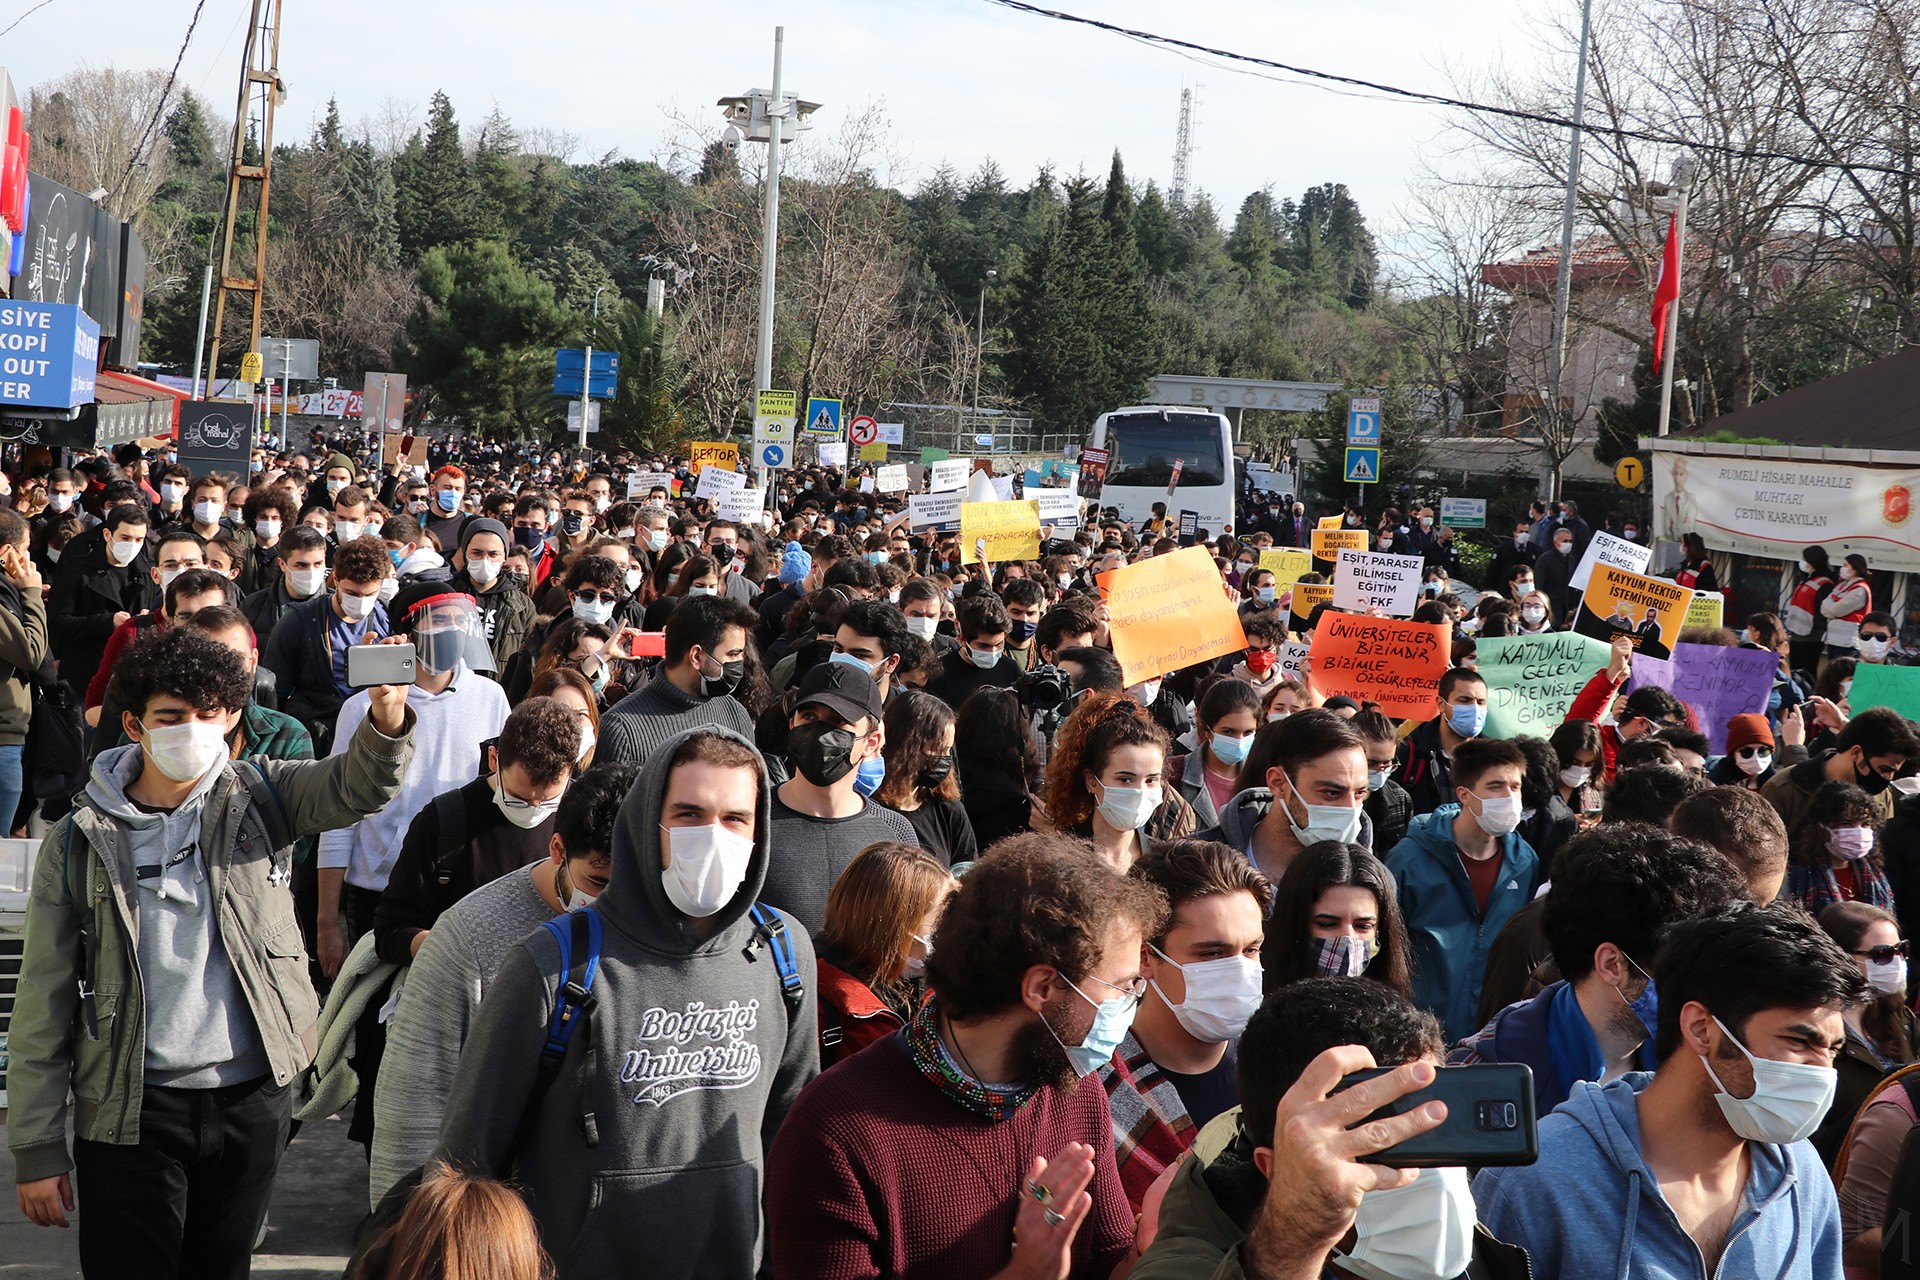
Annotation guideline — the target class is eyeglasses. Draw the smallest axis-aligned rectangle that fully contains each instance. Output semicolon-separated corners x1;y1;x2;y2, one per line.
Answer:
498;780;569;811
1082;971;1149;1009
1862;633;1894;644
1855;941;1911;963
1736;745;1772;759
573;592;620;606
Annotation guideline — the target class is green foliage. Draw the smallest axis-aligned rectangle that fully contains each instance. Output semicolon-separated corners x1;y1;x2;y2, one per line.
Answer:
589;301;687;454
401;240;578;437
1289;384;1438;513
394;91;476;259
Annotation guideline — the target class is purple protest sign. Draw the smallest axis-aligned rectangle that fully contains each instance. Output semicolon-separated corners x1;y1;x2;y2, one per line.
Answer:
1627;643;1780;754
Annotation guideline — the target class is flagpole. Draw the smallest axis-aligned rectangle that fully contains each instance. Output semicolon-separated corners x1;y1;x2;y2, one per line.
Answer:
1655;167;1692;437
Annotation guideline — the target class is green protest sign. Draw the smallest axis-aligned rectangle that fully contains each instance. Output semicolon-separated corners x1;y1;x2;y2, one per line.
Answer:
1848;663;1920;721
1477;631;1614;739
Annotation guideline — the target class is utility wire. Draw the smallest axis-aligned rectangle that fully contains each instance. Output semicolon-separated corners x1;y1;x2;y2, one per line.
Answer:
980;0;1916;181
111;0;209;203
0;0;57;40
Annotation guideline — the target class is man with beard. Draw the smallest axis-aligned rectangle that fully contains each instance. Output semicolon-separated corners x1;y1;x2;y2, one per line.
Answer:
767;833;1166;1279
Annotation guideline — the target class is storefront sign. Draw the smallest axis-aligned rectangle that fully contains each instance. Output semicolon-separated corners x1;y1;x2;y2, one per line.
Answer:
0;299;98;409
1652;451;1920;574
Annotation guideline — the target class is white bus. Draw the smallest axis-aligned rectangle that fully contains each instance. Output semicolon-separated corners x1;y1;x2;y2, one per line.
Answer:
1087;406;1237;537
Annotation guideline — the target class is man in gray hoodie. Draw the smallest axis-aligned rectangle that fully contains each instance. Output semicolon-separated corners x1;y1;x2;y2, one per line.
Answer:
435;724;819;1278
1193;709;1375;891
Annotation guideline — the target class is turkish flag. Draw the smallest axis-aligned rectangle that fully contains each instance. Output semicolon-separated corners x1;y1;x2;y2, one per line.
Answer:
1650;213;1680;365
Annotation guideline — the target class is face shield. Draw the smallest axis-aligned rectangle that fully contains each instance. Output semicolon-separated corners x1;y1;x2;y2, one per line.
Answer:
404;595;497;674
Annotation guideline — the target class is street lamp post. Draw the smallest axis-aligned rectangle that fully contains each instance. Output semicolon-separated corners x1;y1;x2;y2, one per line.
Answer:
718;33;821;397
973;268;997;425
579;284;607;456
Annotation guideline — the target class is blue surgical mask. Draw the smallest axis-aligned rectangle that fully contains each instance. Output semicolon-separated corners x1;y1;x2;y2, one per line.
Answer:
436;489;460;513
1257;587;1277;605
388;548;407;568
1046;976;1138;1077
853;755;888;798
828;650;879;678
1447;702;1487;738
1210;732;1253;766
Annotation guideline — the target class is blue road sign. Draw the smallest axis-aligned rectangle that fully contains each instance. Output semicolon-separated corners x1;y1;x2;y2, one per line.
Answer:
1346;400;1381;445
1345;447;1381;484
759;443;786;469
804;397;843;437
553;348;620;399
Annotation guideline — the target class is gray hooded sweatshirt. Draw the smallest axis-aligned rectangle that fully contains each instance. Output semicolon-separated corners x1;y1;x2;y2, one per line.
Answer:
435;724;819;1279
1193;785;1377;893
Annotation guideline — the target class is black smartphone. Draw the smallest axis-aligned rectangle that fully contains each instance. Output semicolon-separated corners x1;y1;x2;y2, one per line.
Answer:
1337;1063;1537;1168
345;642;417;689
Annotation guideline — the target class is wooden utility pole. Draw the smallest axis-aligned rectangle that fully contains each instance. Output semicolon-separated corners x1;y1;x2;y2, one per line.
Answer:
205;0;284;390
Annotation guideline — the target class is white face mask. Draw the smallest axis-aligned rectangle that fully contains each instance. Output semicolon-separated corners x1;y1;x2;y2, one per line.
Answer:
1366;769;1388;794
254;520;281;541
966;643;1002;670
1332;1166;1477;1280
140;718;231;782
1148;943;1262;1043
904;614;940;641
1521;605;1546;623
193;500;223;526
1130;680;1161;706
158;566;188;592
573;596;617;626
494;775;563;829
1858;637;1893;660
287;566;326;598
1096;782;1162;831
160;482;186;503
338;589;379;621
1736;750;1773;777
107;539;141;567
594;496;610;514
47;492;75;512
660;822;756;918
625;568;645;594
1700;1015;1837;1144
1869;955;1909;997
1558;765;1591;788
1280;771;1364;846
1469;791;1523;836
378;576;400;604
575;720;597;762
648;529;671;552
336;520;365;542
467;557;503;586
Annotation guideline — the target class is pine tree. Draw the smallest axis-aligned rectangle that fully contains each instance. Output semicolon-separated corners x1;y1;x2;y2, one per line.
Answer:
315;97;344;153
394;91;476;259
1132;181;1174;277
470;108;525;241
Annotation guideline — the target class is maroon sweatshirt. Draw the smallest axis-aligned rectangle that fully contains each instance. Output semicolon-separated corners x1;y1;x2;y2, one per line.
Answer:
767;1035;1133;1279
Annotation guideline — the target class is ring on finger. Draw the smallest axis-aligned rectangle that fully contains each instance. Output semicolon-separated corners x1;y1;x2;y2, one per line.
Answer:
1042;1207;1066;1227
1027;1179;1051;1204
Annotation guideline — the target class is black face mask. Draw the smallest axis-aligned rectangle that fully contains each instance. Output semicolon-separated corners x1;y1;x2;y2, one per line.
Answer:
513;526;546;550
561;510;587;536
1858;762;1892;796
917;754;954;790
698;653;746;698
789;720;857;787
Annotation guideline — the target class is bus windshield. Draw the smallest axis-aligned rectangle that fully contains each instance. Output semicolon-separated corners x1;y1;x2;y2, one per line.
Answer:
1102;413;1227;488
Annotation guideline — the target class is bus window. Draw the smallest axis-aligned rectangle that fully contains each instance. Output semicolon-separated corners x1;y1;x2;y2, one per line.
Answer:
1103;413;1228;487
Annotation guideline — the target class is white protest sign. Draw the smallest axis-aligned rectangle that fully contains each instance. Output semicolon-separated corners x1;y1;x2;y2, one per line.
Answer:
991;475;1015;501
876;464;910;492
908;492;963;531
1571;530;1653;592
1036;490;1082;530
819;442;849;467
628;470;675;499
695;466;747;498
1278;640;1312;682
928;459;970;492
717;488;766;522
1332;549;1427;617
859;476;876;494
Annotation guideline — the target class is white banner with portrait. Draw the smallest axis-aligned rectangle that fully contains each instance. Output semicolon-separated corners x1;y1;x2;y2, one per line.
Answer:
1651;451;1920;574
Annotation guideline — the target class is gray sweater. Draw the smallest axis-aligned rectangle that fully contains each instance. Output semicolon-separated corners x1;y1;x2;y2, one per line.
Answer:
371;863;554;1205
596;671;757;767
758;790;919;936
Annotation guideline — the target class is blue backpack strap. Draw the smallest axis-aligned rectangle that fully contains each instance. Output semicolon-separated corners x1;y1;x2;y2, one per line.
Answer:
533;909;602;1148
749;902;804;1011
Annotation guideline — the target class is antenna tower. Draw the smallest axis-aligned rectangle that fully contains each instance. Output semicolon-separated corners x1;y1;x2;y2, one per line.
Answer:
206;0;285;388
1171;85;1195;207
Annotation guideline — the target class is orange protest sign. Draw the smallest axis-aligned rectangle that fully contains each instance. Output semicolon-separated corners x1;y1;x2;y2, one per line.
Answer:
1311;528;1369;564
1098;546;1248;685
1318;515;1345;530
1306;614;1452;720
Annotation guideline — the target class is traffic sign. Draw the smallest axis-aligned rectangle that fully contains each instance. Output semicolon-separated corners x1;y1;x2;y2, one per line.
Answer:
239;351;264;384
1345;447;1380;484
566;401;601;434
753;389;797;468
758;443;787;469
1615;456;1646;489
849;415;879;446
1346;396;1382;445
804;397;843;437
553;348;620;399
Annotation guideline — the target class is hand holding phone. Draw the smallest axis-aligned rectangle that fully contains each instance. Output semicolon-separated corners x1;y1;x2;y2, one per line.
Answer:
347;640;417;690
1337;1063;1537;1167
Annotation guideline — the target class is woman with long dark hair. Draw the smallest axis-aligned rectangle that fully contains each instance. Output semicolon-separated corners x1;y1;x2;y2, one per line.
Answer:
1260;840;1413;998
642;552;721;630
1786;781;1895;917
874;691;978;867
953;687;1039;853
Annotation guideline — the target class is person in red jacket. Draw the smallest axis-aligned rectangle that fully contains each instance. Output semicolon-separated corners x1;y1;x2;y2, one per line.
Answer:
1563;635;1693;783
814;841;956;1068
767;832;1166;1280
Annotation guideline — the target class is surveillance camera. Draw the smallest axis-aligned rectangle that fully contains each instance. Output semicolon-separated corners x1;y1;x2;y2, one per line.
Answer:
721;125;743;150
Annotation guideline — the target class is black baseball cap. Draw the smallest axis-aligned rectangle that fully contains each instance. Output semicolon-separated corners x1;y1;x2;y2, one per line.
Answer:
793;660;885;727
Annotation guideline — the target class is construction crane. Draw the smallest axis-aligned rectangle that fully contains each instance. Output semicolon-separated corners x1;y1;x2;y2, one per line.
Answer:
203;0;284;393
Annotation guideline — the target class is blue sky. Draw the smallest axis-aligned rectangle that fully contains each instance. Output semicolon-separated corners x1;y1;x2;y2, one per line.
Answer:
4;0;1554;246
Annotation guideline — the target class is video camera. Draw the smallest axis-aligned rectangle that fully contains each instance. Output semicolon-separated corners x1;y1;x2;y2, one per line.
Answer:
1015;663;1073;713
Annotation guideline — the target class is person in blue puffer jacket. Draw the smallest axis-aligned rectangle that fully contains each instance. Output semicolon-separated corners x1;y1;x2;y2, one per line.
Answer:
1384;737;1540;1043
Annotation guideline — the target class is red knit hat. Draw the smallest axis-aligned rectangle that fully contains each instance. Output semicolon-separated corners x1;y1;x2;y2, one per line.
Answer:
1724;713;1774;755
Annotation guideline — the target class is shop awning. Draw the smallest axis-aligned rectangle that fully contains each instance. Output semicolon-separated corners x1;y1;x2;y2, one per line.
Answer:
89;370;188;446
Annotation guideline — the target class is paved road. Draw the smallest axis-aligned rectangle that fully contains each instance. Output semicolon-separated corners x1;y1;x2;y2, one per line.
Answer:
0;1110;368;1279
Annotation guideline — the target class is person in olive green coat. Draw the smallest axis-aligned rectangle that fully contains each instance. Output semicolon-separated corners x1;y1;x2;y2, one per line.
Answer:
8;626;415;1278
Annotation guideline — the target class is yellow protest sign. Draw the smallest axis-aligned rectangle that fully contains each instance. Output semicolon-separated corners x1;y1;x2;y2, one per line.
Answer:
1259;549;1313;592
1290;582;1334;631
859;442;890;462
1318;515;1345;530
690;441;738;475
1684;591;1725;630
960;500;1041;565
1098;546;1249;685
1311;528;1370;564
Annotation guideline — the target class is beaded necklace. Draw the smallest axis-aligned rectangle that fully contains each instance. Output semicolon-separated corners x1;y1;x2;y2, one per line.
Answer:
904;1001;1038;1122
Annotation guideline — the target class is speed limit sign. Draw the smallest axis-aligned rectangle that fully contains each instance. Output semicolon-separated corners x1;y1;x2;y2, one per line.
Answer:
849;415;879;446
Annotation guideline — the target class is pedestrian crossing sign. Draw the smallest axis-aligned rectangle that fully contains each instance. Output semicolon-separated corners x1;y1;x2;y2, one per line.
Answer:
1345;447;1380;484
804;397;843;437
